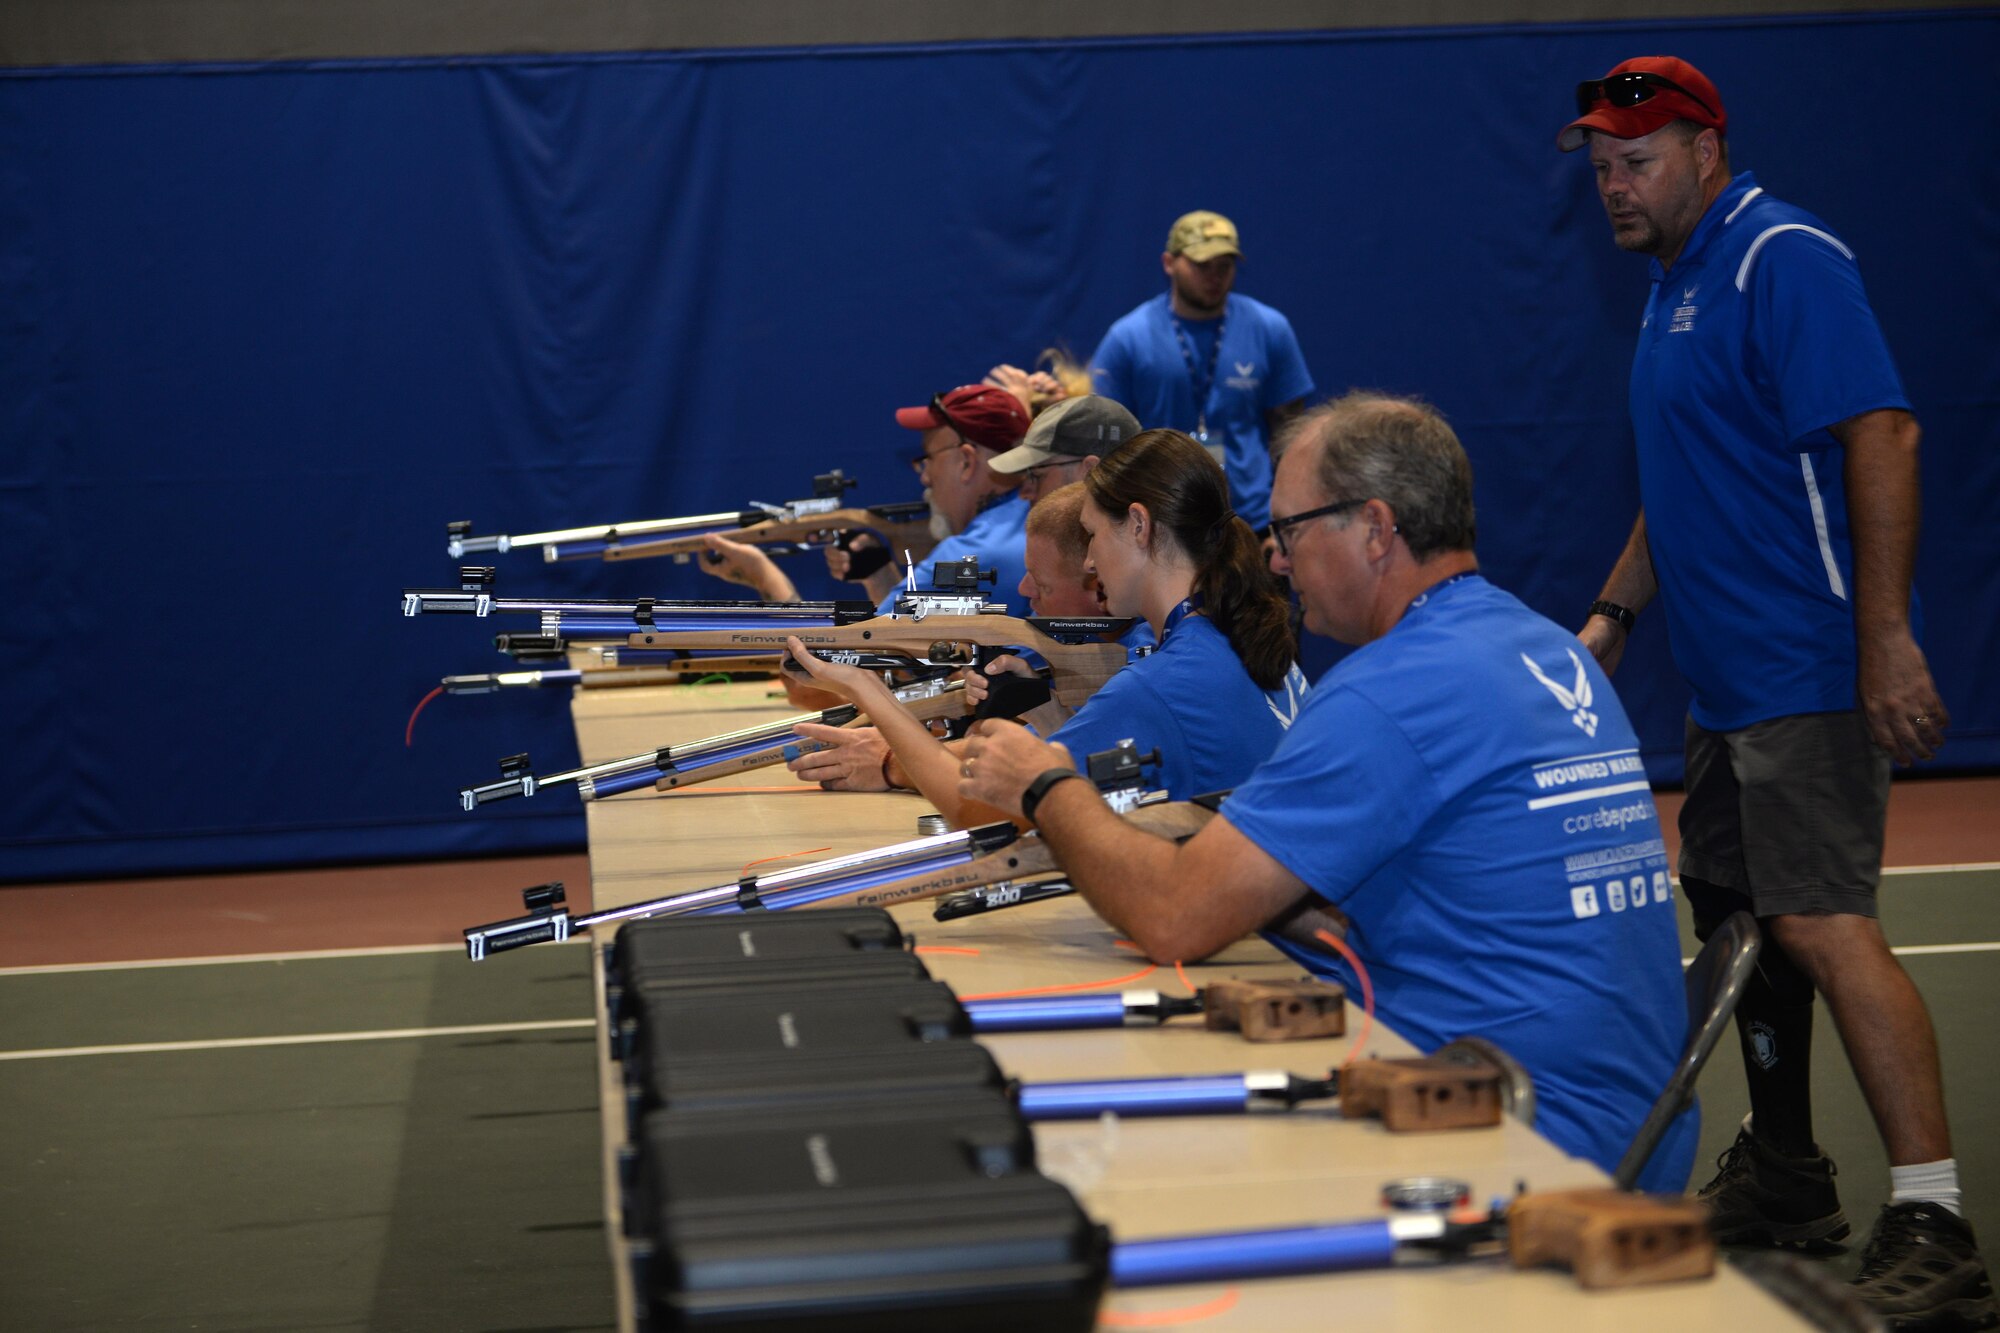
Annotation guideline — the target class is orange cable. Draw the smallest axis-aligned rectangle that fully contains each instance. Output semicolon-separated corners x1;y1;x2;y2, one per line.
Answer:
913;945;982;956
1173;959;1195;993
403;686;443;747
739;846;832;876
959;962;1157;1002
1315;928;1375;1067
1097;1288;1241;1326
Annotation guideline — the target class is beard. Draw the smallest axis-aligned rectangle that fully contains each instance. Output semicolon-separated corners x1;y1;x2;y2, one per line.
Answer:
1171;273;1227;318
925;490;958;543
1608;208;1665;254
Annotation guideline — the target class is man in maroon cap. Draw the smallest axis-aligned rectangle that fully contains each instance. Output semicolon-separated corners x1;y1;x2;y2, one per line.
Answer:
1561;58;1989;1328
702;383;1034;616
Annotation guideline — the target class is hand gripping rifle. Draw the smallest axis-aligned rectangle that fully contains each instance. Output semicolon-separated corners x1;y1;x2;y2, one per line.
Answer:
444;470;930;566
456;670;974;808
462;741;1181;959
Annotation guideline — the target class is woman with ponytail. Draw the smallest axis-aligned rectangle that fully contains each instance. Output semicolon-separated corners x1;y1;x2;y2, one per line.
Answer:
783;430;1307;824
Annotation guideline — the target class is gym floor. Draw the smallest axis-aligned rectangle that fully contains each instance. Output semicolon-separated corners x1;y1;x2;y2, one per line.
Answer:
3;776;1994;1332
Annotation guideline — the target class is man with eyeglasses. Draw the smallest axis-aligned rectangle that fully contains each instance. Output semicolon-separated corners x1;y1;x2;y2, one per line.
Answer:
1559;59;1988;1321
700;384;1034;617
955;393;1695;1191
1089;211;1313;534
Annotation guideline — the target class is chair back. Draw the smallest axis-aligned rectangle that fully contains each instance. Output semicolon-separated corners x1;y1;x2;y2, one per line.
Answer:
1611;910;1761;1191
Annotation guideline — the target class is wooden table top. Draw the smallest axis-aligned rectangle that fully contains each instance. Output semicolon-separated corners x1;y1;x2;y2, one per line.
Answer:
567;677;1804;1332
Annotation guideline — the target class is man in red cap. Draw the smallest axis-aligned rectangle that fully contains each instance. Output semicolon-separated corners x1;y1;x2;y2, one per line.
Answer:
697;383;1033;616
1561;57;1990;1328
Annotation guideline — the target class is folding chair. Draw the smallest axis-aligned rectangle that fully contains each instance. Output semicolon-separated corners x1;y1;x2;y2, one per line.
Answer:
1613;910;1762;1190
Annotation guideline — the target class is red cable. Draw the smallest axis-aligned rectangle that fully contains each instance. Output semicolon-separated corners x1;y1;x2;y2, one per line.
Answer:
739;846;832;877
959;962;1158;1002
404;686;443;748
1097;1287;1241;1326
1315;928;1374;1067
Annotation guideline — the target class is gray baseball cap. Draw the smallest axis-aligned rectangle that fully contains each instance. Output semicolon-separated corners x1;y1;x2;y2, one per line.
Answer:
989;395;1142;474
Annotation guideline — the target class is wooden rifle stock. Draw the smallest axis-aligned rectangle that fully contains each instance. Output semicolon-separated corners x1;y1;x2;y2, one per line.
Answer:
627;612;1128;709
600;505;934;563
578;656;780;687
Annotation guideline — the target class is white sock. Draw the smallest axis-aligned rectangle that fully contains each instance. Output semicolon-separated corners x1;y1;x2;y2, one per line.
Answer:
1890;1158;1963;1216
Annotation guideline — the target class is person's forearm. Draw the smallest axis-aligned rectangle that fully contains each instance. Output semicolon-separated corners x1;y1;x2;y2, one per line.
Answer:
1028;779;1186;951
756;566;801;601
1840;410;1922;636
1594;511;1657;614
841;676;1004;824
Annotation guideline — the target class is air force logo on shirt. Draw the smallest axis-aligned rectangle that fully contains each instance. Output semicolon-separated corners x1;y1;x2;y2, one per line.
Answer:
1522;649;1599;738
1669;284;1699;334
1224;360;1261;392
1265;664;1309;729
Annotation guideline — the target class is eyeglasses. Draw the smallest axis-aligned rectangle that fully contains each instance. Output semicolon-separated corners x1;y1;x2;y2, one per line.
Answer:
1269;498;1367;557
1574;71;1718;121
910;439;962;475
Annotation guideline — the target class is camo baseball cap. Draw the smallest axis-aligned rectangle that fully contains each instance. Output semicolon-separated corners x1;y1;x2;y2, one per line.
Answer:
1166;210;1242;261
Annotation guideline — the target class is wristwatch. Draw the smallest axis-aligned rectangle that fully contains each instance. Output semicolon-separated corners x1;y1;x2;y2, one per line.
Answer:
1020;767;1085;823
1588;600;1636;633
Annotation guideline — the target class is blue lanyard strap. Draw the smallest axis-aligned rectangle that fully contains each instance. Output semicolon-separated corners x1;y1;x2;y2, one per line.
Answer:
1170;310;1227;440
1161;597;1200;642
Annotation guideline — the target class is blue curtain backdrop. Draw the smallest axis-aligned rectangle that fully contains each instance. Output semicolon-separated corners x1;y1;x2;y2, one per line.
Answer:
3;11;1995;881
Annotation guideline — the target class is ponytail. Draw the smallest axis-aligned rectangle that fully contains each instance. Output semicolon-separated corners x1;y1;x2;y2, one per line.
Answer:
1084;430;1297;690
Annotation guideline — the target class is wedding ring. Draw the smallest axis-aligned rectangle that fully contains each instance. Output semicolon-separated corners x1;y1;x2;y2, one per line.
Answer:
1913;714;1932;726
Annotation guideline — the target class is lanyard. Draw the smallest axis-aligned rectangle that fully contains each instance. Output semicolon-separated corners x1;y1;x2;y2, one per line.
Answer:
1161;597;1199;642
1170;310;1227;443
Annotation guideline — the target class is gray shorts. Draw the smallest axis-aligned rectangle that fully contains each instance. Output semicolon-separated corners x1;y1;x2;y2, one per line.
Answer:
1678;709;1889;919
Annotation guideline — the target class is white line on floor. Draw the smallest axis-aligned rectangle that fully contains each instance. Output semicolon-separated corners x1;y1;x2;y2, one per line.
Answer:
1683;940;2000;966
0;1018;596;1062
0;939;589;977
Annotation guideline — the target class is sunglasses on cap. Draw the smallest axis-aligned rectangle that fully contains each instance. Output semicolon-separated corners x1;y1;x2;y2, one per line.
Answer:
1574;71;1718;122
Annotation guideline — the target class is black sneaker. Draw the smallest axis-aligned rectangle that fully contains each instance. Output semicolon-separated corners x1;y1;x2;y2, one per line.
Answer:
1696;1126;1850;1249
1850;1203;2000;1333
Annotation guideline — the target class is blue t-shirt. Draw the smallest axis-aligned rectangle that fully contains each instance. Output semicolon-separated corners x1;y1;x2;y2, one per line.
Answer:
875;492;1032;619
1090;293;1314;530
1631;172;1916;731
1050;612;1306;800
1222;575;1695;1190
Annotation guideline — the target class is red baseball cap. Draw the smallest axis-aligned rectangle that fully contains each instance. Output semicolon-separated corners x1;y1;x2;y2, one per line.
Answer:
1559;56;1726;152
894;384;1031;450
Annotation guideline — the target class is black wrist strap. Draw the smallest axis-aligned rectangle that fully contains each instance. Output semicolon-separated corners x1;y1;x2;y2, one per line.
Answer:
1589;599;1636;633
1020;767;1085;823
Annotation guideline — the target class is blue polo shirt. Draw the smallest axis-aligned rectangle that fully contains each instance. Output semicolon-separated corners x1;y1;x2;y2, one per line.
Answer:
1051;612;1307;800
1631;172;1914;732
1090;293;1314;530
874;492;1032;619
1222;575;1695;1190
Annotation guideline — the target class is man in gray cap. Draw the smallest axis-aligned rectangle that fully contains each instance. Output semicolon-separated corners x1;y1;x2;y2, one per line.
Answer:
1089;210;1313;532
987;394;1142;505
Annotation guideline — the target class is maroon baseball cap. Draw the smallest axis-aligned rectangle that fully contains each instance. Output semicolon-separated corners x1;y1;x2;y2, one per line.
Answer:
1559;56;1727;152
894;384;1031;450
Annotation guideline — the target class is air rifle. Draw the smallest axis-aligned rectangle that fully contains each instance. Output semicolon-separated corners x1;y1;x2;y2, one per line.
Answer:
462;741;1180;958
456;670;973;808
438;653;781;696
444;470;930;565
624;559;1132;710
403;561;1132;707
